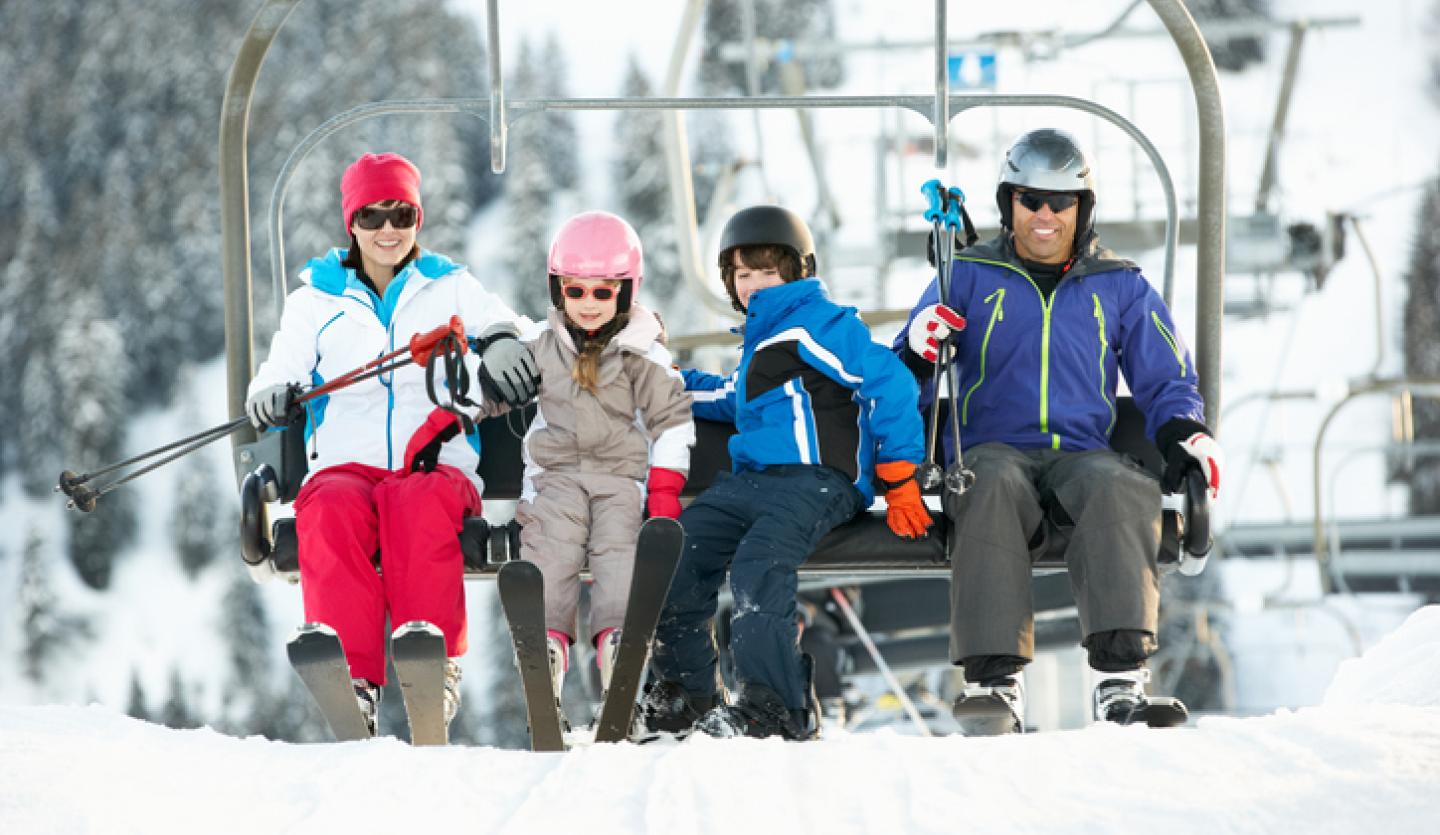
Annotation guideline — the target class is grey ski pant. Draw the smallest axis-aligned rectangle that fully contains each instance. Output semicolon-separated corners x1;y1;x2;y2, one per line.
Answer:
516;471;643;642
942;443;1162;664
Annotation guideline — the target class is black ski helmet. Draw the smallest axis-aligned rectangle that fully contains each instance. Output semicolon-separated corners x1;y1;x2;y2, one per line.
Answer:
716;205;817;312
996;128;1097;248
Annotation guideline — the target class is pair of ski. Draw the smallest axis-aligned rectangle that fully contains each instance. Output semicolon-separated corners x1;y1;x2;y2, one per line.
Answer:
498;517;684;752
287;620;450;745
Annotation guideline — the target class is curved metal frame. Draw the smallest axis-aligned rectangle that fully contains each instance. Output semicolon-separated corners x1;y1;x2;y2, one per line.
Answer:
1311;378;1440;593
222;0;1226;477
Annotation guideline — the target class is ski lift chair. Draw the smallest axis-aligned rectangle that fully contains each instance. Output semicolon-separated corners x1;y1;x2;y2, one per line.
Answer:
238;395;1211;582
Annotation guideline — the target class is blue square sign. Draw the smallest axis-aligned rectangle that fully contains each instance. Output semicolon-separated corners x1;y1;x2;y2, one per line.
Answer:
947;50;997;90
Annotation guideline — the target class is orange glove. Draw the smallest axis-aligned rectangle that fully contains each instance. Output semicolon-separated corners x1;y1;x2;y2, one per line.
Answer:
875;461;933;539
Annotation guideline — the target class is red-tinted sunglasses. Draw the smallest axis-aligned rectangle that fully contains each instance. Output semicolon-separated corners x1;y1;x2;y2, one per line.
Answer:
561;284;618;301
1015;190;1079;213
353;204;419;230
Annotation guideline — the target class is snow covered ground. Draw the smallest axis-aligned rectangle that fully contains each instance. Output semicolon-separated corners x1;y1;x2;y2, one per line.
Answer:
4;606;1437;834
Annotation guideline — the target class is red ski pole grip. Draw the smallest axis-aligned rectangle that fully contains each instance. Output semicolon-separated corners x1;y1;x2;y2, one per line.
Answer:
410;316;467;366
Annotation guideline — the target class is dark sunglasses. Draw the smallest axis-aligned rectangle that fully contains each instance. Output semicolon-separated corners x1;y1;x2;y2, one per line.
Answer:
1015;190;1080;213
353;204;419;230
561;284;618;301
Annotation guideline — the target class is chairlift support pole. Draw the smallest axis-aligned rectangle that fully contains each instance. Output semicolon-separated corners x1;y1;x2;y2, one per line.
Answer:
220;0;304;456
1146;0;1225;430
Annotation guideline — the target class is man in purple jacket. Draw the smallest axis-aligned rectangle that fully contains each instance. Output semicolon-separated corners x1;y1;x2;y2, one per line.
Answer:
895;129;1224;735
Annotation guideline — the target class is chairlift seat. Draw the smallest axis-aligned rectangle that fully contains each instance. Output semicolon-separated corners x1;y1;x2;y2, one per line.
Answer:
242;398;1206;581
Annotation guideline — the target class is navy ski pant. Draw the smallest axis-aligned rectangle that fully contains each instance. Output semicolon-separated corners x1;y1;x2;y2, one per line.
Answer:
651;465;862;710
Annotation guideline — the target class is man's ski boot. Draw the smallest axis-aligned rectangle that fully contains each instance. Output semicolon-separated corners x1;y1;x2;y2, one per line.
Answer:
352;678;381;737
637;680;723;738
1092;668;1188;728
951;673;1025;736
695;682;817;741
442;659;463;730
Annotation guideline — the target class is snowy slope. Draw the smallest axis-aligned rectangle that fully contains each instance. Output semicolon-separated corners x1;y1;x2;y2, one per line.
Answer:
4;606;1437;835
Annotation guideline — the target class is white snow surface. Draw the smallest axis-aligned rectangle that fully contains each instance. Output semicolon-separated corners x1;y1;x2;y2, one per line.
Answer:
3;606;1438;834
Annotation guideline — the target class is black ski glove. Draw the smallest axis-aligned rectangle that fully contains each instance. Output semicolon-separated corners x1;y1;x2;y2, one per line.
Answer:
475;322;541;409
405;408;463;473
1155;417;1211;493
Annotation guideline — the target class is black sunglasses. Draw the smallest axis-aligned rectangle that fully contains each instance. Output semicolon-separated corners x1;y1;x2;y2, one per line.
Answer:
1015;190;1080;213
353;204;419;230
561;284;618;301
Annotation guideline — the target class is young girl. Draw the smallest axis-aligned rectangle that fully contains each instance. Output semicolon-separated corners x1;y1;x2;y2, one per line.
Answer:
505;211;694;712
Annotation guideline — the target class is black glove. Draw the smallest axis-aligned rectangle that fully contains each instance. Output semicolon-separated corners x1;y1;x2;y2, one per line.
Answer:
405;408;463;473
1155;417;1211;493
475;322;541;409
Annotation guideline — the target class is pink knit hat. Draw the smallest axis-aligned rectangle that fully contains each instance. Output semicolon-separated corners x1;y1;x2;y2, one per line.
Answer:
340;152;423;232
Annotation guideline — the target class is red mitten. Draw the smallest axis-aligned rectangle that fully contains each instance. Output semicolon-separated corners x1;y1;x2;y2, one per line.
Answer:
646;467;686;519
404;408;463;473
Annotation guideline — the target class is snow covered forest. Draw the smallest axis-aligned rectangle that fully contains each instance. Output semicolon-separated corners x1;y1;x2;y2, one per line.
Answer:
2;0;1439;809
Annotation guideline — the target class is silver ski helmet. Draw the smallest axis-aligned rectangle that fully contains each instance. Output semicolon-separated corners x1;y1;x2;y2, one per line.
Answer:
716;205;817;312
996;128;1097;247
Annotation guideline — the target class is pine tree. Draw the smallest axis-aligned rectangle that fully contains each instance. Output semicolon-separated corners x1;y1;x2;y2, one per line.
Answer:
1403;3;1440;514
160;668;201;730
171;424;224;580
613;57;682;306
55;302;135;589
126;670;151;723
502;38;561;320
19;527;92;682
218;569;273;732
540;33;581;188
1403;175;1440;513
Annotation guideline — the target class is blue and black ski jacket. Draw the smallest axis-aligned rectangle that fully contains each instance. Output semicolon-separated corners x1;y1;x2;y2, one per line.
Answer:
684;278;924;505
893;235;1204;459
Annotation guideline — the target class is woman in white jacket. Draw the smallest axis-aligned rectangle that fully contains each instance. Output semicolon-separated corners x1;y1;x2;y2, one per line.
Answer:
245;152;537;737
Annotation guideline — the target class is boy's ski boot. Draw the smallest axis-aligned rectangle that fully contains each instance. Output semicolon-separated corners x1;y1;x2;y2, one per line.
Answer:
637;680;723;738
696;682;817;741
1092;667;1188;728
951;673;1025;736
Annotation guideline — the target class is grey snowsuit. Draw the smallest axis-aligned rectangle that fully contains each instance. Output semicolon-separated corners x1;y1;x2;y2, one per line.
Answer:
512;305;694;642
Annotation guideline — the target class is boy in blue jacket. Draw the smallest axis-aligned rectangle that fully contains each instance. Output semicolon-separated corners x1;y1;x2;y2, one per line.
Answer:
641;206;931;740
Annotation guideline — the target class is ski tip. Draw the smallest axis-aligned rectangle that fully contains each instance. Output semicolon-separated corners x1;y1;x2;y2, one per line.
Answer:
392;620;444;640
288;621;340;643
643;517;684;535
498;559;542;580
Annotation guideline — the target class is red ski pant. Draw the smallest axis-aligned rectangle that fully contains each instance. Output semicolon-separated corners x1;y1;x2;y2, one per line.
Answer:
294;462;480;684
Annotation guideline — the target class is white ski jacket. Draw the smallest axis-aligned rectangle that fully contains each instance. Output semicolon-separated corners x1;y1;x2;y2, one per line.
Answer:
247;248;530;491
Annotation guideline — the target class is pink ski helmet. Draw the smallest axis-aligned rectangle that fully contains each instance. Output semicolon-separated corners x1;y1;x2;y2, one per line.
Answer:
547;211;644;311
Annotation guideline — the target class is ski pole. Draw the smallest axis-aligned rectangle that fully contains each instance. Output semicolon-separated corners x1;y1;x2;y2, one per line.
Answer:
57;317;470;512
917;179;950;492
937;186;976;496
828;587;932;737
